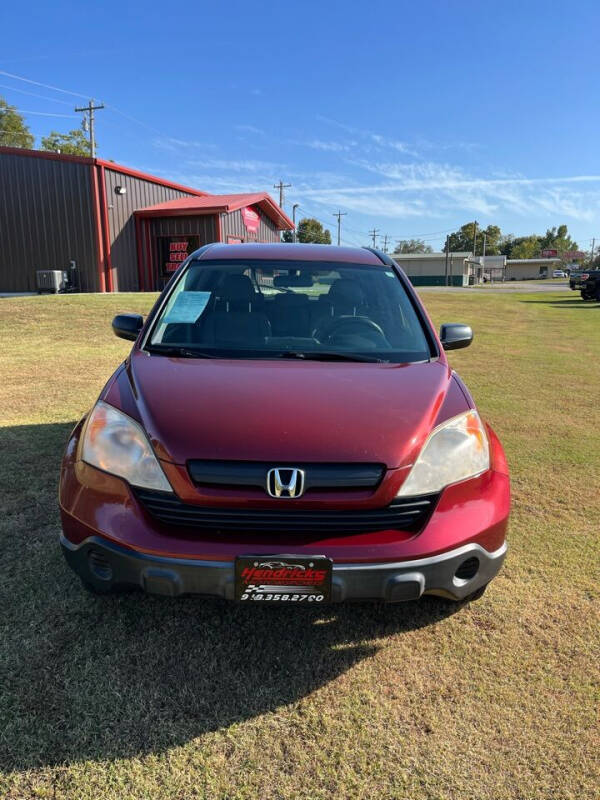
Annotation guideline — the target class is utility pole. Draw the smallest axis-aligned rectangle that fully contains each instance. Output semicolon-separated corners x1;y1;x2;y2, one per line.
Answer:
590;237;595;265
382;234;391;253
472;221;478;256
445;235;449;286
292;203;300;243
333;210;347;246
74;98;104;158
273;180;291;209
369;228;379;248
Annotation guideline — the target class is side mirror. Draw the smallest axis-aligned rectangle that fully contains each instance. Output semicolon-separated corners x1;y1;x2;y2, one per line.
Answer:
112;313;143;341
440;323;473;351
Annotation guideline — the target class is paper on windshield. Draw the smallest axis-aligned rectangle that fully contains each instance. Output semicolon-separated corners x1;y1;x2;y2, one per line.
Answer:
163;291;211;324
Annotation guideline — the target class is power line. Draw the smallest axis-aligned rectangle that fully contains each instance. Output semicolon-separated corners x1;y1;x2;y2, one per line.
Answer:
295;205;363;248
8;108;76;118
103;104;165;136
0;69;88;99
0;67;214;152
0;83;74;106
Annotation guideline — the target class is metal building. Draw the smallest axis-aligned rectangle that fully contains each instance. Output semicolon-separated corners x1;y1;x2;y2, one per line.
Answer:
0;147;293;293
391;252;471;286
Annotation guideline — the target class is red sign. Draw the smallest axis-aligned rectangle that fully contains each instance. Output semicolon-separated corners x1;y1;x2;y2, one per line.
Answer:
240;206;260;235
159;235;200;275
562;251;585;260
541;249;558;258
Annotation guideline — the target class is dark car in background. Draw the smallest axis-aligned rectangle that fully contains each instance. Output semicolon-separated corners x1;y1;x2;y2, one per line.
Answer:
59;243;510;606
569;267;587;290
579;270;600;300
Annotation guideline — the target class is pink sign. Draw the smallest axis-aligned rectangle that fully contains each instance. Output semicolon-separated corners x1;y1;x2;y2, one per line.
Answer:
541;249;558;258
562;250;585;260
240;206;260;234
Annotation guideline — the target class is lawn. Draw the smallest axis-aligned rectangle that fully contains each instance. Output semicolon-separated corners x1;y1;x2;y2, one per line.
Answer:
0;290;598;800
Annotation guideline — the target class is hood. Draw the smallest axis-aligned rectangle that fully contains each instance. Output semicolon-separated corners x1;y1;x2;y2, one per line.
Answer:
118;351;456;468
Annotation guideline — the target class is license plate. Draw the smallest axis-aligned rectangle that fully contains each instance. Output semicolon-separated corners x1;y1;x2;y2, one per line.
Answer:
235;555;332;603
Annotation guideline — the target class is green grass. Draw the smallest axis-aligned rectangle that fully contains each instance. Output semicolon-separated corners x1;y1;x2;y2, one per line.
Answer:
0;291;599;800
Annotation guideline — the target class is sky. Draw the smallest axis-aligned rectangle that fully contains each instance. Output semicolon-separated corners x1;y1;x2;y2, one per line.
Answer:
1;0;599;252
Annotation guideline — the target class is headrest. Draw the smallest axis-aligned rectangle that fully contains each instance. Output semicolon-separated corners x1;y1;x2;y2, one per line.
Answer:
328;278;365;306
218;274;255;300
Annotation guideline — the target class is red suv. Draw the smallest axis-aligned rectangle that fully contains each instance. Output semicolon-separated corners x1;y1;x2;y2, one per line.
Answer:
59;243;509;604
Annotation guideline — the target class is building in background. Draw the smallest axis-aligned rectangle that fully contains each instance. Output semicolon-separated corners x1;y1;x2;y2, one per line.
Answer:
391;252;471;286
0;147;293;293
504;257;563;280
466;255;564;282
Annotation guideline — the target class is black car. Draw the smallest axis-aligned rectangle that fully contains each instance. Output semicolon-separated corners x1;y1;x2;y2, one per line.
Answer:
569;268;586;290
579;270;600;300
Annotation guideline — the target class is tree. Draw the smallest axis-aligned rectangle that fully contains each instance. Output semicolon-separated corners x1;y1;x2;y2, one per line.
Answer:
500;225;578;260
394;239;433;254
507;235;541;260
0;97;34;148
445;222;503;255
539;225;578;254
40;127;91;156
283;217;331;244
478;224;502;255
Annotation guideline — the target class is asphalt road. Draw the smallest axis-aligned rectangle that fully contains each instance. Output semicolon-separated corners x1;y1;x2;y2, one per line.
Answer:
418;281;571;293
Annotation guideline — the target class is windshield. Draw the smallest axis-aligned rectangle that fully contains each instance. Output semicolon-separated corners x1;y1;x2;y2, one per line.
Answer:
147;259;432;363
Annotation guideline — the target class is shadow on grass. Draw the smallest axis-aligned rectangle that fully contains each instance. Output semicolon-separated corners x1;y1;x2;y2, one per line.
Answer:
519;298;600;308
0;422;461;772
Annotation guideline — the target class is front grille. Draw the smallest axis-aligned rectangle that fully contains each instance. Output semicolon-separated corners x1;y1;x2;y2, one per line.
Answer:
134;489;438;534
187;460;384;491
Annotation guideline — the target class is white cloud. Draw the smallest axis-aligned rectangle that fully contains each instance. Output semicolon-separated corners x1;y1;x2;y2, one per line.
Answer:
299;139;354;152
235;124;264;135
152;136;220;152
185;157;286;173
298;160;600;222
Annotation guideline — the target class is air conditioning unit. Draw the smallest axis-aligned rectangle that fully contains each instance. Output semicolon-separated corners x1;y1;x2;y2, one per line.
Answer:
36;270;66;294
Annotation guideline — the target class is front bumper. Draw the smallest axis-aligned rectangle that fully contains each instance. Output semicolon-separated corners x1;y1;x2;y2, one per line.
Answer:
61;533;507;602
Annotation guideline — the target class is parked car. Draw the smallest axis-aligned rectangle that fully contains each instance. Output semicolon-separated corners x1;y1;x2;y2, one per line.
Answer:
59;243;510;605
569;268;586;290
552;269;566;278
580;270;600;300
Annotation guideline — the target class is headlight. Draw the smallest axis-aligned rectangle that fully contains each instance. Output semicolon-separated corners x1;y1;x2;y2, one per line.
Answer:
81;401;172;492
398;410;489;497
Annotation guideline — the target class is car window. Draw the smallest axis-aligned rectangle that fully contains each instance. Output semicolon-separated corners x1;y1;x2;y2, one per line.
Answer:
148;259;432;363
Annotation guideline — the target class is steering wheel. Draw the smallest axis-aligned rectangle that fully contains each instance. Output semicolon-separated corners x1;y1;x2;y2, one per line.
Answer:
314;315;389;348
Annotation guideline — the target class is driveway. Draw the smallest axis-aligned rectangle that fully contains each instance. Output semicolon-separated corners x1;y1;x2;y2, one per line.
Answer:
418;281;570;293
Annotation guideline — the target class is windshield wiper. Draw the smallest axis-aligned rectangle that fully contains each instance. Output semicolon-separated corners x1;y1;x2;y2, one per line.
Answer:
144;344;220;358
277;351;386;363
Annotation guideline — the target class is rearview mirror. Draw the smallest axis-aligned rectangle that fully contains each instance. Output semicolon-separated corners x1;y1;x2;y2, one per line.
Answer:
273;273;313;288
112;313;143;341
440;323;473;351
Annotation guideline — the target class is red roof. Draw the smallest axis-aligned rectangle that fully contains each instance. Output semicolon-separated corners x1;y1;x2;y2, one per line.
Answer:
135;192;294;230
